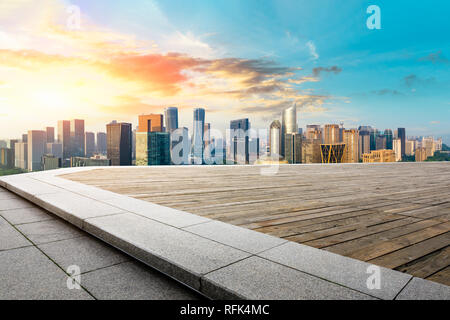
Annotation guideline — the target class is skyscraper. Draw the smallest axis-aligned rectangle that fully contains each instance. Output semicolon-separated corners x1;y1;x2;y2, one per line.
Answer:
358;129;370;160
70;119;85;157
96;132;107;154
343;129;359;163
281;104;297;157
107;122;132;166
164;107;178;133
323;124;341;144
57;120;70;159
15;142;28;170
306;125;323;141
230;118;250;164
397;128;406;158
393;138;402;161
192;108;205;164
376;135;387;150
27;130;46;171
138;114;163;133
285;133;302;164
384;129;393;150
269;120;281;159
85;132;96;157
46;127;55;143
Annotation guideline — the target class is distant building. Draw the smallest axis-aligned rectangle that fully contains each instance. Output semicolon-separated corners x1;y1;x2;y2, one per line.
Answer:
320;144;346;163
302;139;322;163
269;120;281;159
0;148;14;168
57;120;71;160
46;127;55;143
229;118;250;164
358;132;370;160
421;137;436;158
15;142;28;170
376;135;387;150
136;132;170;166
362;149;396;163
96;132;107;154
71;156;111;167
106;122;132;166
22;134;28;143
281;105;298;157
323;124;341;144
305;125;322;141
46;143;63;160
415;147;427;162
285;133;302;164
8;139;19;164
138;114;163;133
0;140;7;148
398;128;406;157
42;155;61;171
405;140;416;156
204;123;211;150
27;130;46;171
192;108;205;164
164;107;179;133
85;132;96;157
384;129;393;150
343;129;359;163
70;119;85;157
393;139;402;161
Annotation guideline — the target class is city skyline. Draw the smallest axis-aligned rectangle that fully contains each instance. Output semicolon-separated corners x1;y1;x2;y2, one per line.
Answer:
0;0;449;142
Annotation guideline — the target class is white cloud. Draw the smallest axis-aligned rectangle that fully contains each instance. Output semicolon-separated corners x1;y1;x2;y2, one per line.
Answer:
306;40;319;60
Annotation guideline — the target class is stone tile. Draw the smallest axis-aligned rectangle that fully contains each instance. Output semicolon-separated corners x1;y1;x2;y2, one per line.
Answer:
84;213;250;290
0;192;18;200
38;236;130;274
0;216;32;251
184;220;287;254
0;207;55;225
396;277;450;300
0;176;62;197
83;261;201;300
16;219;84;245
0;246;92;300
59;183;119;200
202;256;375;300
102;195;211;228
259;241;411;300
33;191;125;228
0;197;34;211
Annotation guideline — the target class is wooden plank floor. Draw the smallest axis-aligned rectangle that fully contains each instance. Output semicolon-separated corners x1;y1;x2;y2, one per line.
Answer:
62;162;450;286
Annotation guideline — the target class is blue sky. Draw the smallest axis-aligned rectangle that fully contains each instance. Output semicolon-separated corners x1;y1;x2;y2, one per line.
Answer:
1;0;449;141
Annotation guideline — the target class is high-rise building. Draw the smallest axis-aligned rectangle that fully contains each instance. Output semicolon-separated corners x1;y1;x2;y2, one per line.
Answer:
376;135;387;150
15;142;28;170
384;129;393;150
46;143;63;160
281;105;297;157
230;118;250;164
27;130;46;171
45;127;55;143
358;131;370;160
306;125;322;141
323;124;341;144
204;123;211;150
421;137;436;158
302;139;322;163
415;147;427;162
398;128;406;157
107;122;132;166
57;120;71;160
0;148;14;168
320;144;346;163
136;132;170;166
42;155;61;171
285;133;302;164
393;139;402;161
85;132;96;157
22;134;28;143
405;140;415;156
192;108;205;164
70;119;85;157
8;139;19;164
362;149;396;163
164;107;178;133
370;129;378;151
138;114;163;133
269;120;281;159
343;129;359;163
96;132;107;154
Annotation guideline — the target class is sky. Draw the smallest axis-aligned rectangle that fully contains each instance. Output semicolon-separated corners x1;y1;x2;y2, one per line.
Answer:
0;0;449;142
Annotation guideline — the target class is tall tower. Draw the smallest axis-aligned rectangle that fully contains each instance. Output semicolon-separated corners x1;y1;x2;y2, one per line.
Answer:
192;108;205;164
397;128;406;157
107;122;132;166
281;104;297;157
230;118;250;164
269;120;281;159
164;107;179;133
57;120;71;160
27;130;46;171
70;119;85;157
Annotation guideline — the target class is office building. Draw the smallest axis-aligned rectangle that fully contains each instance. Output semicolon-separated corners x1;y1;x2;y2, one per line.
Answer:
46;127;55;143
281;105;297;156
46;143;63;160
96;132;107;154
70;119;85;157
71;156;111;167
8;139;19;164
376;135;387;150
358;132;370;160
136;132;170;166
192;108;205;164
405;140;416;156
57;120;71;160
15;142;28;170
269;120;281;159
204;123;211;150
384;129;393;150
27;130;46;171
85;132;96;157
393;139;402;161
164;107;179;133
320;144;346;163
42;155;61;171
343;129;359;163
0;148;14;168
230;118;250;164
107;122;132;166
22;134;28;143
398;128;406;157
285;133;302;164
302;139;322;163
138;114;163;133
362;149;396;163
323;124;341;144
415;147;427;162
306;125;322;141
421;137;436;158
249;137;260;164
